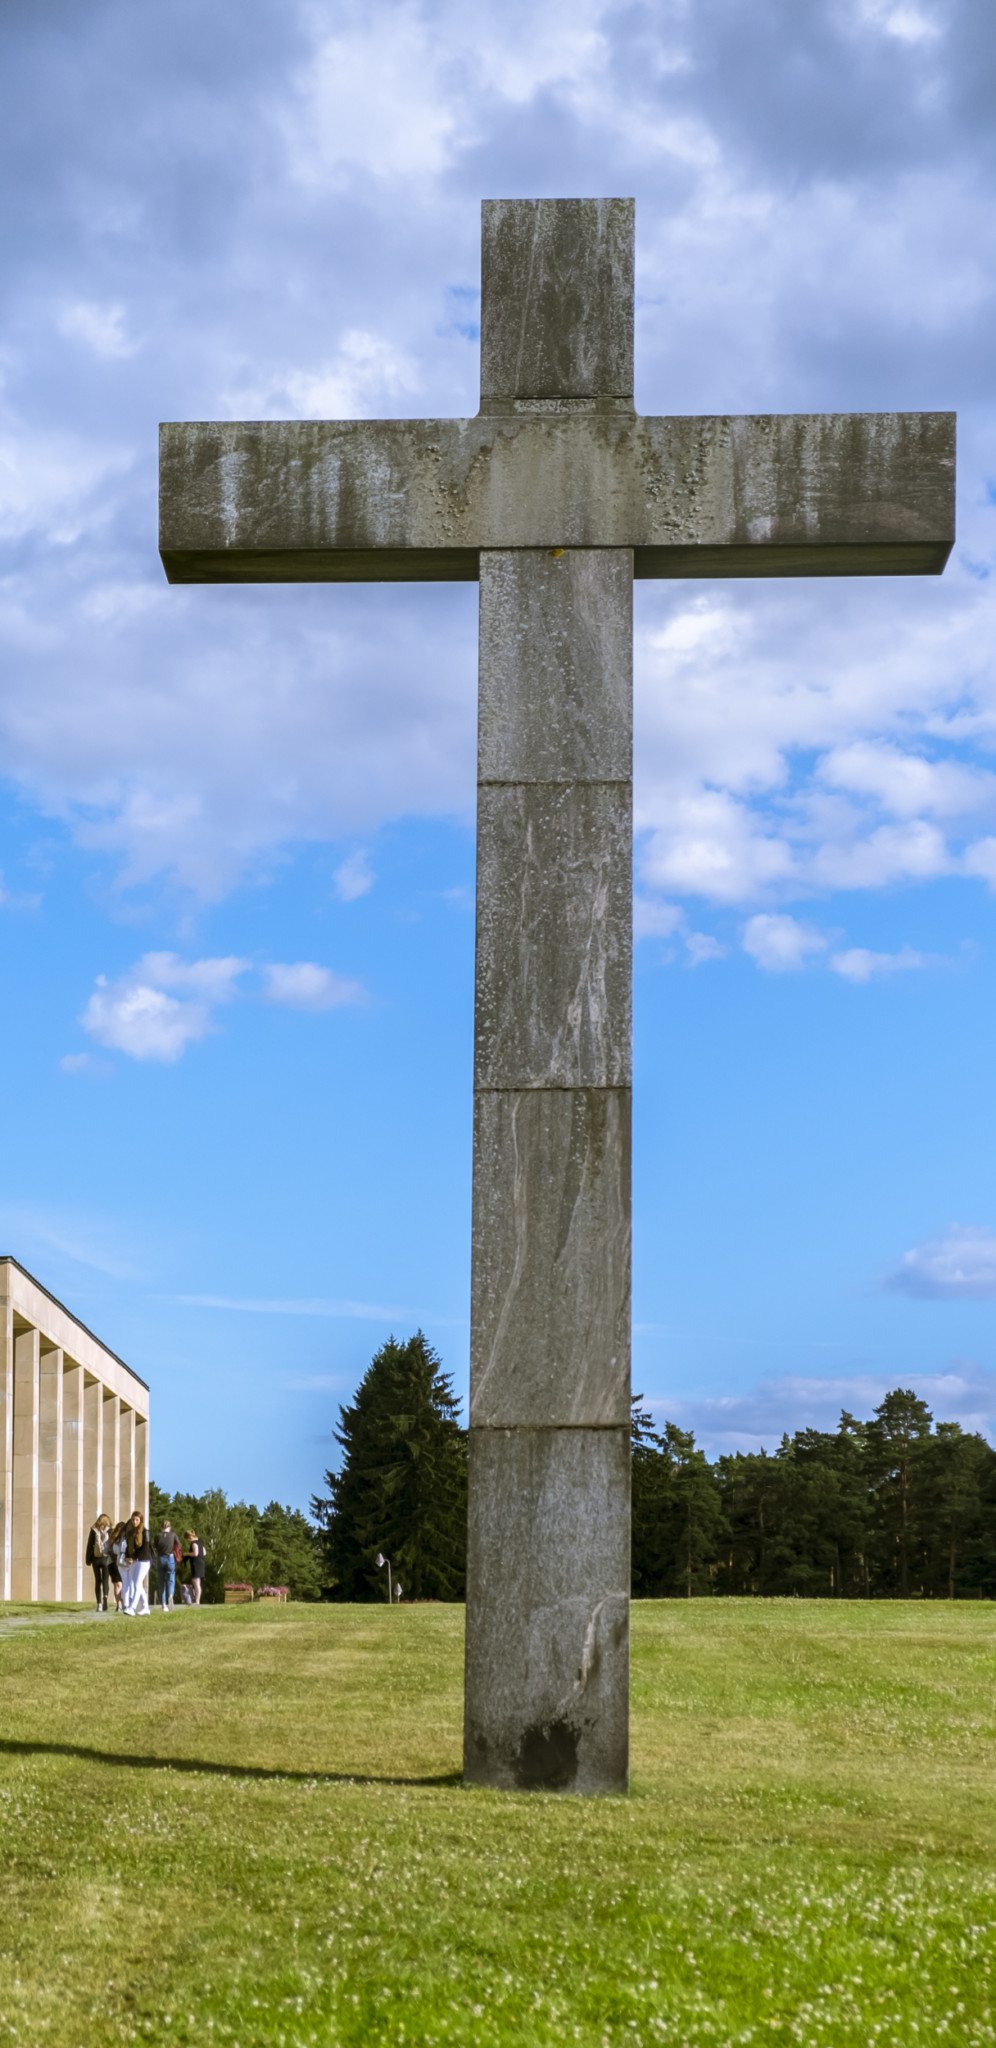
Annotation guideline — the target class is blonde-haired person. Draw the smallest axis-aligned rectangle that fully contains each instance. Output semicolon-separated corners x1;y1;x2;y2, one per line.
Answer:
184;1531;206;1605
121;1509;152;1616
84;1514;112;1613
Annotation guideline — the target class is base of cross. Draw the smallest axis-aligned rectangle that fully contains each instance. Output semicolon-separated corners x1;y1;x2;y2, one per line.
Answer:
463;1425;629;1793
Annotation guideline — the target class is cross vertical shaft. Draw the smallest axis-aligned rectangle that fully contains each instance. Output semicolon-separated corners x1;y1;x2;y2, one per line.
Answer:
464;203;635;1792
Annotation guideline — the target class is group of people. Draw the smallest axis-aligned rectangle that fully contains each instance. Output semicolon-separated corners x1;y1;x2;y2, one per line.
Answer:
85;1512;207;1615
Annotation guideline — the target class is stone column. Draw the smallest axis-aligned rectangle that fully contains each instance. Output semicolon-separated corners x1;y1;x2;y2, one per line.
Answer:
0;1286;12;1602
82;1375;103;1534
102;1392;120;1528
37;1346;64;1600
465;545;633;1792
134;1413;149;1523
120;1405;136;1526
11;1325;40;1601
61;1362;84;1602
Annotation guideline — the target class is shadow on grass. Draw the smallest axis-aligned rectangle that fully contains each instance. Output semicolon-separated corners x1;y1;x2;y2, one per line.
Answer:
0;1737;461;1790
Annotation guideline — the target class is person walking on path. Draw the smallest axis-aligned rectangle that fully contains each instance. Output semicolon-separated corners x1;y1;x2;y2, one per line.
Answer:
109;1522;127;1612
122;1510;152;1615
84;1515;112;1612
184;1531;206;1605
155;1520;179;1612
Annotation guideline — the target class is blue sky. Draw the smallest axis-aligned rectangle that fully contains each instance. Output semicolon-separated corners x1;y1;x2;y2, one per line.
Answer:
1;0;995;1510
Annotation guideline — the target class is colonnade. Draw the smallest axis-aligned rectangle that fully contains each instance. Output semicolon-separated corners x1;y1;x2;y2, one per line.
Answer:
0;1257;149;1602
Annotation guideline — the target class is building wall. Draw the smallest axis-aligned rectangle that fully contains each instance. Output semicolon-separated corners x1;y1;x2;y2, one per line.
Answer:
0;1260;149;1604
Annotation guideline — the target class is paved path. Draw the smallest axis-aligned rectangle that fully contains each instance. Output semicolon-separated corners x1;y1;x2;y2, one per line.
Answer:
0;1608;110;1642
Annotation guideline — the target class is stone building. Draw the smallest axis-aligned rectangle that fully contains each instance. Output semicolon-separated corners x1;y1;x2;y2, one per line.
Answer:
0;1257;149;1602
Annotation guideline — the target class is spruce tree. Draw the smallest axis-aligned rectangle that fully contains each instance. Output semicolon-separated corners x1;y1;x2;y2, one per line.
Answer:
313;1332;467;1601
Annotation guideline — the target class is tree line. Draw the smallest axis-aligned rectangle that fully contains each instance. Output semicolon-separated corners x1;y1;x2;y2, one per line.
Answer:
631;1388;995;1600
156;1337;995;1602
313;1338;995;1601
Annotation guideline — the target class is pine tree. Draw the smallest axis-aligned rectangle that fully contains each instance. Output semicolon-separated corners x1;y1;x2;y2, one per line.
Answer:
865;1388;933;1596
312;1332;467;1601
919;1425;991;1598
656;1422;724;1597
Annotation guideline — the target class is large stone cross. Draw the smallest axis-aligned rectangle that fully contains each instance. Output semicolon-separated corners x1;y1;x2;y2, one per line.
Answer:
160;199;954;1794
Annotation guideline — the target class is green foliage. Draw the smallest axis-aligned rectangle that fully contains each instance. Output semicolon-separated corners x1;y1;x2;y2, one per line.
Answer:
633;1389;996;1598
312;1331;467;1601
254;1501;325;1602
631;1403;723;1596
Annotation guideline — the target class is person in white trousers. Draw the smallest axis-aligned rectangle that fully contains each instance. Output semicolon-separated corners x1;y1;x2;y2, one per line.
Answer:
121;1509;152;1615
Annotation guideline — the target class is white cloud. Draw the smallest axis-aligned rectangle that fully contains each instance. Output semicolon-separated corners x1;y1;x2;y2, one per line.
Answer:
829;944;930;982
282;0;609;188
263;961;365;1009
633;896;684;941
78;953;364;1057
138;952;247;1001
56;299;136;360
684;931;726;966
233;330;419;421
742;913;827;972
333;849;374;902
819;741;996;822
80;953;249;1063
282;9;468;185
885;1225;996;1301
810;819;952;891
83;979;213;1064
1;0;996;930
82;581;165;629
173;1293;409;1320
0;414;130;544
648;1365;995;1454
963;837;996;889
59;1052;92;1074
857;0;943;43
633;897;725;964
641;792;795;904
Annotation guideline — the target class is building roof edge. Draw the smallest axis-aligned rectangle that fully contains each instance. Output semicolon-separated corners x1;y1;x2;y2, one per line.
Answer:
0;1256;149;1393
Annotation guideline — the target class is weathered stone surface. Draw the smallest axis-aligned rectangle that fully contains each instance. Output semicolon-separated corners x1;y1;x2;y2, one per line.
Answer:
475;781;632;1089
464;1425;629;1792
160;410;956;583
478;549;633;784
471;1088;630;1428
479;198;634;408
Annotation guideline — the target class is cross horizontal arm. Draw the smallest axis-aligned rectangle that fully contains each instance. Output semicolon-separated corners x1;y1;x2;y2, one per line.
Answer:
160;410;954;584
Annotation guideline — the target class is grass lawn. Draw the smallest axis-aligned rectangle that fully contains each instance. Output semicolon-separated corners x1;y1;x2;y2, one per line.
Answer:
0;1601;992;2046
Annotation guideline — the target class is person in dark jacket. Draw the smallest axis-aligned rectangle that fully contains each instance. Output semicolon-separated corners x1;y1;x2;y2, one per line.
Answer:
84;1515;112;1612
108;1521;127;1612
155;1520;178;1612
121;1510;152;1615
184;1531;206;1605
